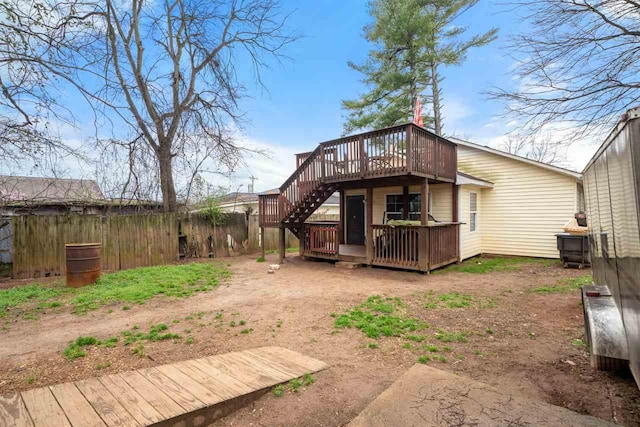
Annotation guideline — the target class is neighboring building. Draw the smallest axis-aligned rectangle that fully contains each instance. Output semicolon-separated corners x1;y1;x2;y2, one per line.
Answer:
218;189;340;216
0;175;162;216
258;123;584;273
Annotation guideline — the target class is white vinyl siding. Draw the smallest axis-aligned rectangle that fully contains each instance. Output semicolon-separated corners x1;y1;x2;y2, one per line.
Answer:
458;145;580;258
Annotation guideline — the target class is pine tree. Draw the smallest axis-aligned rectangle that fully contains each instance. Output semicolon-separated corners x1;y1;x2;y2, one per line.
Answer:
343;0;496;135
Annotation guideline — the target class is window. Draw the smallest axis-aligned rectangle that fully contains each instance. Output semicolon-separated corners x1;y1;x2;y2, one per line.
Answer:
469;192;478;232
385;193;431;222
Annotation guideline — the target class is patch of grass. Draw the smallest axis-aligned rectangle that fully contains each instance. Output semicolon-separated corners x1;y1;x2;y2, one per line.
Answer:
443;346;452;352
75;336;100;346
436;256;555;274
239;320;246;326
530;274;592;294
572;338;585;347
435;329;468;343
256;257;265;263
71;263;230;314
303;373;316;386
26;375;36;384
405;335;426;342
367;342;379;349
424;344;439;353
122;305;131;311
417;355;431;364
473;349;484;357
424;291;496;310
132;343;145;357
334;295;426;339
122;323;180;345
288;377;303;392
434;354;447;363
456;354;465;360
485;328;494;335
63;335;103;359
0;284;64;317
185;336;194;345
402;343;412;349
240;328;253;334
272;384;285;397
96;362;111;370
229;320;236;327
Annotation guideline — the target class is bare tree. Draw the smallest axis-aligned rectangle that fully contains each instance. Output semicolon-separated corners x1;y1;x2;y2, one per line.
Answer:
499;132;570;166
0;0;296;211
490;0;640;139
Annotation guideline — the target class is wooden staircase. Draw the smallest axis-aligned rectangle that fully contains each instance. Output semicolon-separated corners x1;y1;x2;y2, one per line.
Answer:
283;183;337;238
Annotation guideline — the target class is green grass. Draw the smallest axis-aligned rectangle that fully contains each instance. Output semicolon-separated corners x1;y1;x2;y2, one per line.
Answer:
63;336;100;359
256;257;265;263
26;375;36;384
436;256;556;274
367;342;379;349
272;384;285;397
424;291;496;310
334;296;427;339
288;377;303;392
572;338;585;347
530;275;592;294
435;329;468;343
0;263;230;317
417;355;431;364
405;334;426;342
424;344;439;353
303;373;316;386
185;336;194;345
122;323;180;345
96;362;112;370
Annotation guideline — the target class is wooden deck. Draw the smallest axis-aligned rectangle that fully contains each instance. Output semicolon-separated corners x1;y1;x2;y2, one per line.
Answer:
0;347;328;427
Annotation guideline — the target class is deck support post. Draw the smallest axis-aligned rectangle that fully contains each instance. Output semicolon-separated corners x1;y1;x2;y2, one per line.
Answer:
402;186;410;219
366;187;373;264
452;183;460;262
339;190;345;244
279;227;285;264
260;226;265;260
419;178;430;273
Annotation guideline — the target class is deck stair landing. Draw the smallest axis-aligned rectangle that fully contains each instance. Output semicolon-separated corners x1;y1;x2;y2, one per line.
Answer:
0;346;328;427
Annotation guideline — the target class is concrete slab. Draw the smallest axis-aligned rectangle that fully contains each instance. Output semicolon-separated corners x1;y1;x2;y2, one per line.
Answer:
348;364;615;427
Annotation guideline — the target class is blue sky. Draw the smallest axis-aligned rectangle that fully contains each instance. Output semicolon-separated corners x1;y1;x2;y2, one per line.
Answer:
234;0;580;192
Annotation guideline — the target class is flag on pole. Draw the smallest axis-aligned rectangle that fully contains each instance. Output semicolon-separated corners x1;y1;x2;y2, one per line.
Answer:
414;98;424;127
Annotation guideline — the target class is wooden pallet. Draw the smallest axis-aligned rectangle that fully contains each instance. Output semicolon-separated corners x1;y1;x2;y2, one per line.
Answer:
0;346;328;427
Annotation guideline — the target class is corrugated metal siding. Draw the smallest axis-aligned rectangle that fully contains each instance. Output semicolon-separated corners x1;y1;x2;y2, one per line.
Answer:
458;146;579;258
460;185;482;260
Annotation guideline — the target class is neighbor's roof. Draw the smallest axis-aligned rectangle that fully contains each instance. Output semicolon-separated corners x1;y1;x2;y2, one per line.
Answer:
0;175;104;203
449;137;583;179
219;189;339;206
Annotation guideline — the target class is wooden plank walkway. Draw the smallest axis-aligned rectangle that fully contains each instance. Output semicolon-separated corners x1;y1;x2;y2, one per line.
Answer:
0;347;328;427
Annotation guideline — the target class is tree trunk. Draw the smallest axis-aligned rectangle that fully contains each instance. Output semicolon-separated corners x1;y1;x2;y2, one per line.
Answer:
157;144;177;212
431;62;442;135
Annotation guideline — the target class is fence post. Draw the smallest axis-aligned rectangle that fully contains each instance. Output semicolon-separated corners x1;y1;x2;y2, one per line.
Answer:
406;124;413;173
366;187;373;264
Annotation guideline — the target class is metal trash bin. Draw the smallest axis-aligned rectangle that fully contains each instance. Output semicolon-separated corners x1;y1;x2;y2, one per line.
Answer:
556;233;590;269
65;243;102;287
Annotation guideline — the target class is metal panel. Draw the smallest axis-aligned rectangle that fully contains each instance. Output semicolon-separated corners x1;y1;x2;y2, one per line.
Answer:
617;118;640;383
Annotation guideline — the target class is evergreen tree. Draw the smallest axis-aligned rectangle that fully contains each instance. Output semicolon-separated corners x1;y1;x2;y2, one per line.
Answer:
343;0;496;135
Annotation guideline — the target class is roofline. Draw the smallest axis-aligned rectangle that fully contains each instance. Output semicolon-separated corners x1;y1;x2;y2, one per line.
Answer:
456;172;494;188
583;107;640;172
449;137;583;179
218;200;339;207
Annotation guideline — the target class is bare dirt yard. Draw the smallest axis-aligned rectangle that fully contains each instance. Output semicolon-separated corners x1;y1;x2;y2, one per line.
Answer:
1;254;639;426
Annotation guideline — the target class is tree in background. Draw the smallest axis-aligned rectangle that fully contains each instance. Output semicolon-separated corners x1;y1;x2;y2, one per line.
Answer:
0;0;296;212
423;1;497;135
342;0;496;135
499;132;570;166
491;0;640;139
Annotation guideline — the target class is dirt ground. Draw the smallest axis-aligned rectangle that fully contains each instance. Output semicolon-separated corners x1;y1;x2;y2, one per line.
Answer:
1;254;639;426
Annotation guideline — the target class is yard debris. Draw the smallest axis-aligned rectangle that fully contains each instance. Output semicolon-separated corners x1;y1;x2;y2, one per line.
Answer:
563;359;576;366
267;269;275;274
269;264;281;270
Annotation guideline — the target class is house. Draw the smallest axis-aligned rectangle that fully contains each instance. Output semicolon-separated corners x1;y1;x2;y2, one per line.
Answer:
452;138;584;259
258;123;585;273
0;175;163;216
218;189;340;216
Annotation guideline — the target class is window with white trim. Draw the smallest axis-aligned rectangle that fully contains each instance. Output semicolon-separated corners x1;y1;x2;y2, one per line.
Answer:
469;192;478;232
384;192;432;222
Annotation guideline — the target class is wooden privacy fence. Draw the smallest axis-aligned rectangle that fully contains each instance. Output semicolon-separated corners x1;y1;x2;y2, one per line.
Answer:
12;213;248;279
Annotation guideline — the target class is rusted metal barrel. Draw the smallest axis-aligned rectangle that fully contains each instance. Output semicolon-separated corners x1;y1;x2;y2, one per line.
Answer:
65;243;101;287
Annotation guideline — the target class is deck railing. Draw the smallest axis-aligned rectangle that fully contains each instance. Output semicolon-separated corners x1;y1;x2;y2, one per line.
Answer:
428;224;459;269
259;123;457;226
258;194;281;227
370;223;459;271
371;224;423;270
302;222;339;259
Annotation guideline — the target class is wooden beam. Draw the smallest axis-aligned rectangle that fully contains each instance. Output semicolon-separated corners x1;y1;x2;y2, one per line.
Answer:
419;178;429;272
260;226;265;260
366;187;373;264
402;186;410;220
452;183;459;222
278;227;285;264
339;190;345;244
